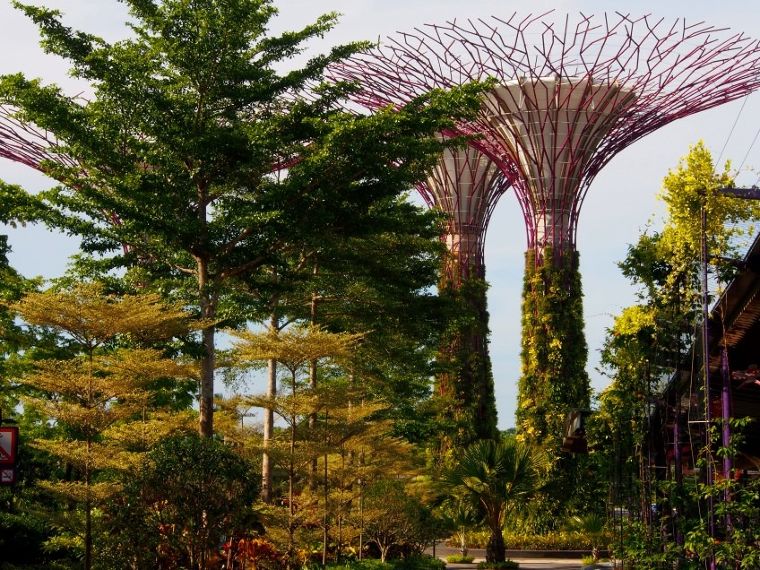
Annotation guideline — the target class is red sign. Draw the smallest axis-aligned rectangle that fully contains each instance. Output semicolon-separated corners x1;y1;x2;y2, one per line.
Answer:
0;427;19;465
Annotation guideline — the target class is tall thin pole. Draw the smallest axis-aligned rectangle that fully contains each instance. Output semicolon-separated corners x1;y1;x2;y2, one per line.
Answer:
700;201;716;569
721;347;733;532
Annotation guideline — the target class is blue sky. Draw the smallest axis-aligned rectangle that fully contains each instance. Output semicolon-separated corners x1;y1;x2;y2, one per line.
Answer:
2;0;760;428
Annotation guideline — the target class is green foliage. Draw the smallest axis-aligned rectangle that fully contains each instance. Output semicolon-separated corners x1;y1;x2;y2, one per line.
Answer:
8;284;196;569
456;529;605;551
327;558;444;570
438;494;482;556
516;248;590;523
517;248;589;448
326;560;393;570
102;433;258;569
442;439;542;563
436;274;499;452
1;0;485;439
393;554;446;570
446;553;475;563
599;142;760;569
362;480;438;562
477;560;519;570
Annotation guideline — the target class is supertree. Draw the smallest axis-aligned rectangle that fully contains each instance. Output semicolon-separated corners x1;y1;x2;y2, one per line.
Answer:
331;13;760;459
423;145;509;445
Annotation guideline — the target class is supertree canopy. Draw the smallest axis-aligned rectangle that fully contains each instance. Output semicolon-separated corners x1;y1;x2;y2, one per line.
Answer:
424;146;507;283
332;12;760;459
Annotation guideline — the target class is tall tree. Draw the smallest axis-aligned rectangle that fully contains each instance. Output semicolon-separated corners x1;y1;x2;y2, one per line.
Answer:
231;324;359;561
0;0;484;438
11;284;194;569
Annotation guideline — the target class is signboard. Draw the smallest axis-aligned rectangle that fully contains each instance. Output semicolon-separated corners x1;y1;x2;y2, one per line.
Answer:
0;467;16;485
0;426;19;465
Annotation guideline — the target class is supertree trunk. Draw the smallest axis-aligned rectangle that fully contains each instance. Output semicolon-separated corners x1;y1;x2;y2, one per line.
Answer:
437;269;499;449
420;146;507;449
517;248;590;448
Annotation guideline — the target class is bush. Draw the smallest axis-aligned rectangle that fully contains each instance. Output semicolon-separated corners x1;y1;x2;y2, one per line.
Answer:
393;554;446;570
327;557;446;570
446;553;475;563
452;530;606;550
326;559;393;570
477;561;518;570
102;434;258;568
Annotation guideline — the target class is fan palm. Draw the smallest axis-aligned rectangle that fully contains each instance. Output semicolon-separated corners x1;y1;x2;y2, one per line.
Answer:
442;439;542;562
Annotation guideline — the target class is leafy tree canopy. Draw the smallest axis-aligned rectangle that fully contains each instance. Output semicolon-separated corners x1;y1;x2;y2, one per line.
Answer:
0;0;485;436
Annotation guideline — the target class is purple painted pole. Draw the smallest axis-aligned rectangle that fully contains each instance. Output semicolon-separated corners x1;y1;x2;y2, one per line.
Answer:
673;404;683;547
700;204;716;570
721;348;733;532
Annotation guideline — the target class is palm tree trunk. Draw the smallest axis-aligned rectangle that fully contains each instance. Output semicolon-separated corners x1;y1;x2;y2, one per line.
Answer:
486;521;505;563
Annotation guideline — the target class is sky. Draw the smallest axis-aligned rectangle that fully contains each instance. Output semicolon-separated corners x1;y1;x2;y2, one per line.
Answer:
2;0;760;429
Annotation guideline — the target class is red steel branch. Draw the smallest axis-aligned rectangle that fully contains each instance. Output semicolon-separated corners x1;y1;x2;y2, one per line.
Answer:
0;104;75;171
332;12;760;260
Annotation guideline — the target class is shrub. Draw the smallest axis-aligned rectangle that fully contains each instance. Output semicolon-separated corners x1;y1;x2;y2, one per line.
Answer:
452;530;607;551
446;553;475;563
326;559;393;570
326;554;445;570
102;434;258;568
393;554;447;570
477;561;519;569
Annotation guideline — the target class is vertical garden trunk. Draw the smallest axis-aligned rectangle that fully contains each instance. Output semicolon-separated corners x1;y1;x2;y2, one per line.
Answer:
437;269;499;451
517;248;590;503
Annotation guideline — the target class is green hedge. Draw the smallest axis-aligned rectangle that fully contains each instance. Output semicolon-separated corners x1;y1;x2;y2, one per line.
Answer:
451;530;609;550
327;555;445;570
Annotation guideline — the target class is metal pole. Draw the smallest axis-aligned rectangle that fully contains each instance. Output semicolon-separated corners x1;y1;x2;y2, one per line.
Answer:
674;402;683;548
721;347;733;532
701;201;716;570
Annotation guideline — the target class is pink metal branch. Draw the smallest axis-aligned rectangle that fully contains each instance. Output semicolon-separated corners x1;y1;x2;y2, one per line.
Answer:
331;13;760;257
0;104;75;171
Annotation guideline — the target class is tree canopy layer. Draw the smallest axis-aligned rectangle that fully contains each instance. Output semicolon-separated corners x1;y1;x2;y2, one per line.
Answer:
0;0;484;436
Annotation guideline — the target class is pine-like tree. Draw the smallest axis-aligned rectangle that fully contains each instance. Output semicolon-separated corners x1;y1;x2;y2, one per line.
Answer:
12;284;195;569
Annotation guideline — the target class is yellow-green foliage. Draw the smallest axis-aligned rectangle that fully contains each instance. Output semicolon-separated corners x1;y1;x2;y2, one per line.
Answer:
11;284;196;562
658;141;760;291
231;324;362;374
13;283;191;349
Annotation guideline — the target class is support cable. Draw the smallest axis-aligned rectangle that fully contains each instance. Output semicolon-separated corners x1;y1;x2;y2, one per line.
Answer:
736;122;760;173
717;95;749;166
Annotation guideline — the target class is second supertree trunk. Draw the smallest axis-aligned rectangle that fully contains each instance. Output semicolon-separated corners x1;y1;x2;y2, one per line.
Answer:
438;268;499;450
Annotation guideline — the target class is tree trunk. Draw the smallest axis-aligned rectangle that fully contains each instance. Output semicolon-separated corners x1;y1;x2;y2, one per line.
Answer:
459;530;468;556
486;526;505;563
322;414;329;566
85;483;92;570
308;273;319;488
288;370;297;562
261;313;278;502
198;257;216;438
